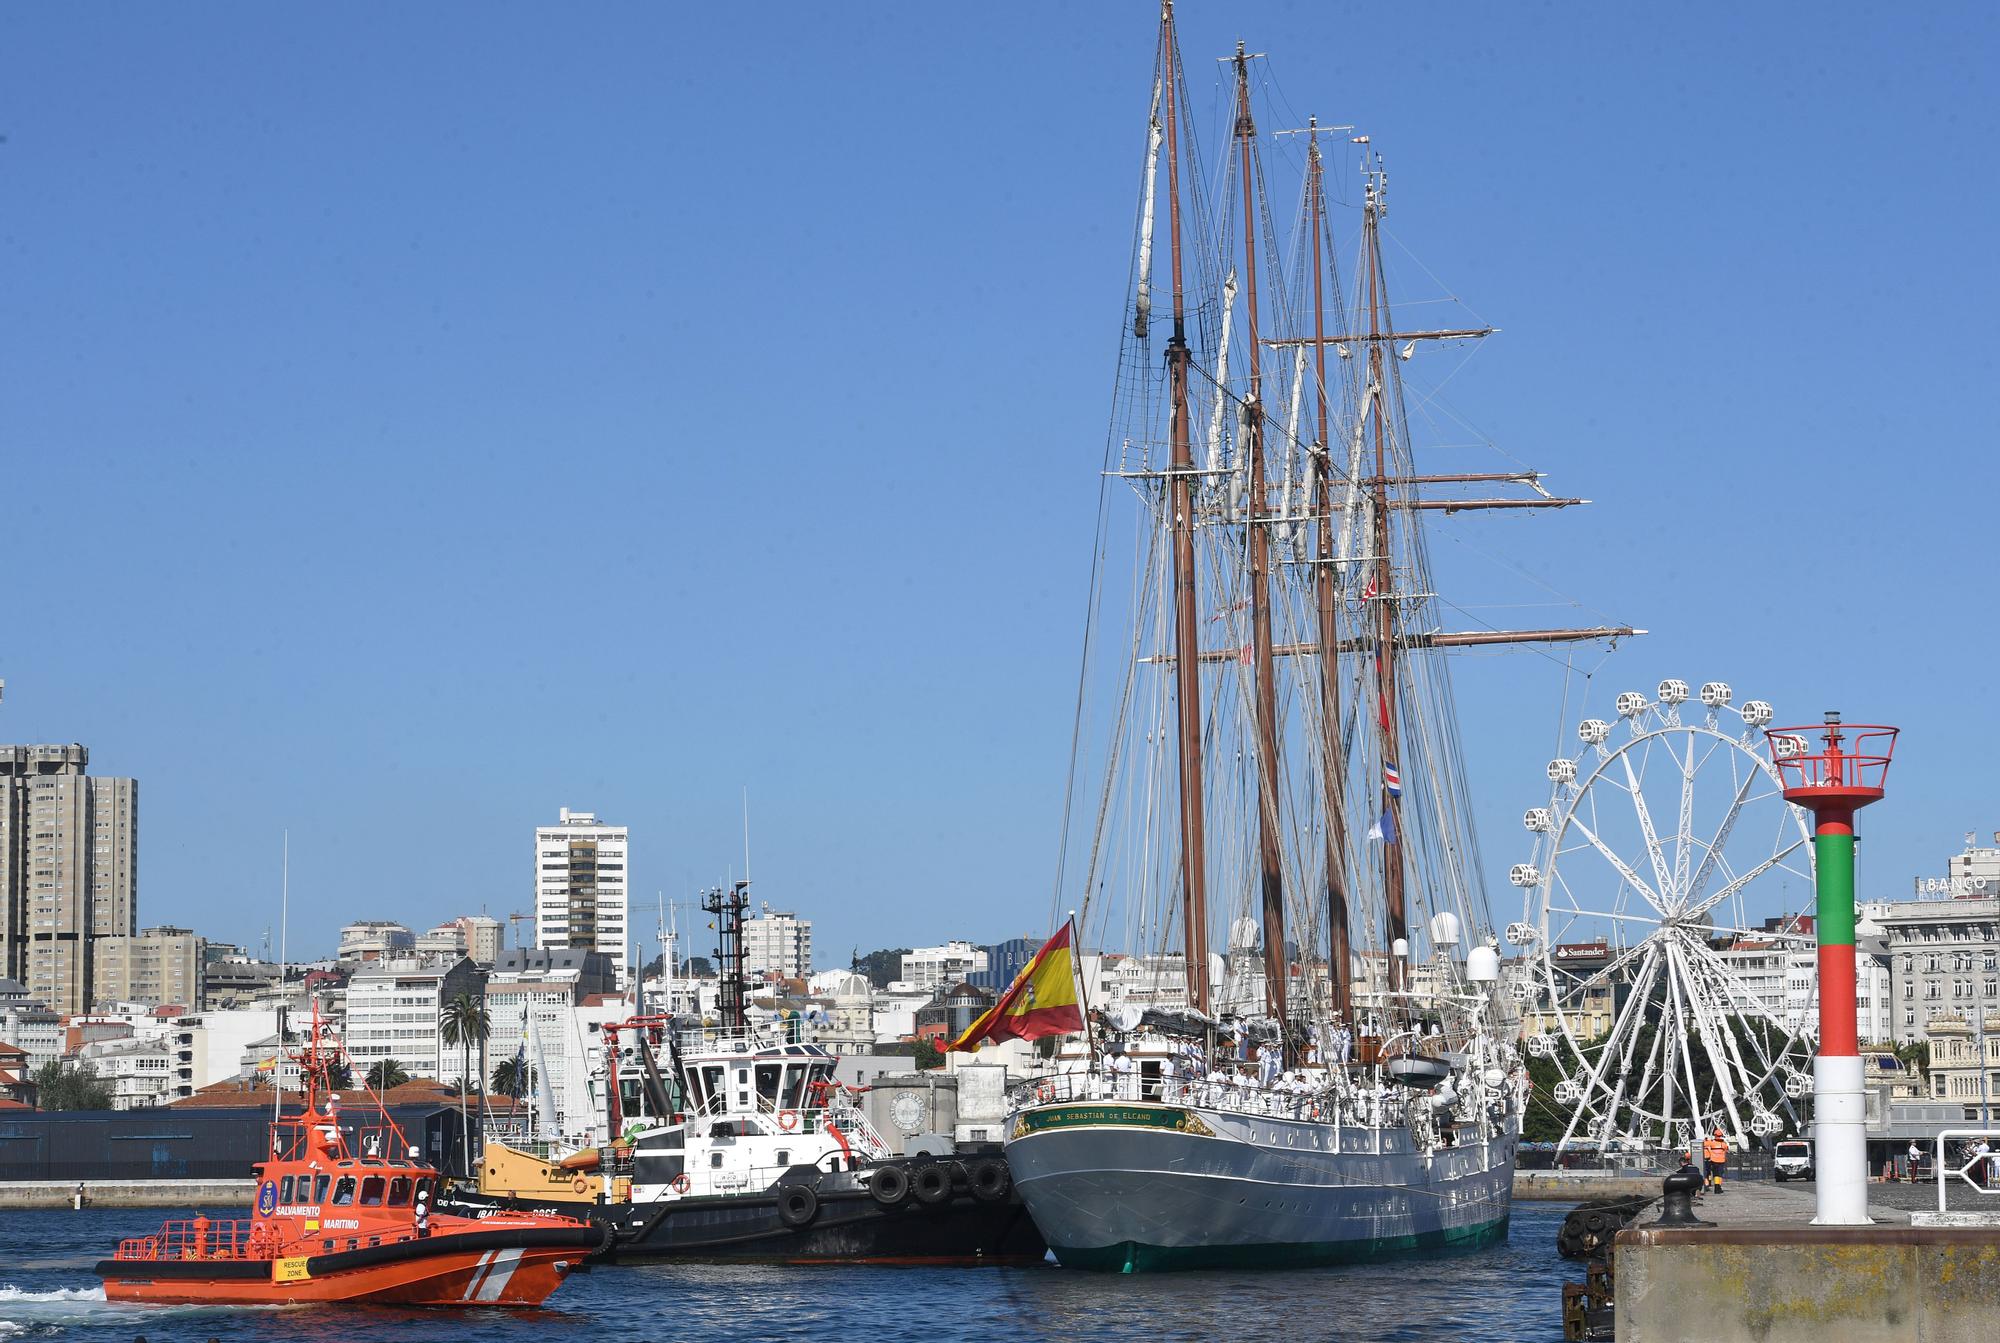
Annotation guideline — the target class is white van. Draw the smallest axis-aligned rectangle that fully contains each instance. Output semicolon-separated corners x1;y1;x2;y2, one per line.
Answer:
1773;1139;1814;1181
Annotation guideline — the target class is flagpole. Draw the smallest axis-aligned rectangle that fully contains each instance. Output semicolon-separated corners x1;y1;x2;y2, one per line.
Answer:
1070;913;1094;1062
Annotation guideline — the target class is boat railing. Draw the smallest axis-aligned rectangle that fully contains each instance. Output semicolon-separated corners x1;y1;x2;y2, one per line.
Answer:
1010;1067;1396;1125
115;1217;262;1262
675;1022;784;1055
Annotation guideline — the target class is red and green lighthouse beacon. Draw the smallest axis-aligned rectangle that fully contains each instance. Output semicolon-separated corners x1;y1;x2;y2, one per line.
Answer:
1768;711;1898;1225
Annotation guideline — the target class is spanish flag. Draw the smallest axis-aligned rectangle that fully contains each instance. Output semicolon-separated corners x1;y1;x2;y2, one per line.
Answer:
948;920;1085;1052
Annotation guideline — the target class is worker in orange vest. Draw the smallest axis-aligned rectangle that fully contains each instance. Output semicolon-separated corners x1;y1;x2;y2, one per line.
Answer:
1702;1128;1730;1192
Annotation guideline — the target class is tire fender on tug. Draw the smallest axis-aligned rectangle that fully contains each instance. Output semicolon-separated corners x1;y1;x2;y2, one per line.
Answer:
776;1182;819;1229
911;1161;955;1206
968;1158;1010;1202
867;1164;911;1207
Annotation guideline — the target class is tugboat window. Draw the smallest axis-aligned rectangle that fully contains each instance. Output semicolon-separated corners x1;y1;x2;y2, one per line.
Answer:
313;1174;331;1204
360;1176;385;1206
755;1064;782;1106
278;1176;295;1203
387;1176;411;1206
710;1153;723;1168
332;1176;357;1206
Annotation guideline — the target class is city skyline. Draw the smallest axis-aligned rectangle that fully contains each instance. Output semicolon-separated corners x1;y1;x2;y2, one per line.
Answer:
3;4;1995;963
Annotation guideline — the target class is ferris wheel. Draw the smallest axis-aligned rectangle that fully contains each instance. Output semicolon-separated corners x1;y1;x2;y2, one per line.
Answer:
1504;679;1819;1152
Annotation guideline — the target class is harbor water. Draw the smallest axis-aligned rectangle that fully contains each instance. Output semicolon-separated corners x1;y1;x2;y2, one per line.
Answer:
0;1204;1571;1341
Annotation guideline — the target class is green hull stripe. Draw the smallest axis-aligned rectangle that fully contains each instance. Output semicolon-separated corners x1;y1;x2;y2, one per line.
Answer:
1050;1213;1510;1273
1814;832;1857;946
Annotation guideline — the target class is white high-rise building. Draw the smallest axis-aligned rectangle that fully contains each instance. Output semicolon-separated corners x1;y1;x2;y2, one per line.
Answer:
900;941;988;991
743;906;812;979
534;809;629;988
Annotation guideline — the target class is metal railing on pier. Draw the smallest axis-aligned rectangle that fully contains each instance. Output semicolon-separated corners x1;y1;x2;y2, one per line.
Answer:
1932;1130;2000;1212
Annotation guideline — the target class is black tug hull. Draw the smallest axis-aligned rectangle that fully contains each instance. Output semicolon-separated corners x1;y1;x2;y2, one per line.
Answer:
600;1186;1046;1264
450;1186;1046;1265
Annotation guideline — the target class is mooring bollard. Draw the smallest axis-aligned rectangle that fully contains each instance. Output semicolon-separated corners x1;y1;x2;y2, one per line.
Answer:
1651;1165;1714;1227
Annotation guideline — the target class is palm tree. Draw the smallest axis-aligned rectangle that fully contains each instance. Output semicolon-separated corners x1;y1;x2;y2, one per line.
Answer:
491;1056;528;1100
440;991;490;1171
365;1057;410;1091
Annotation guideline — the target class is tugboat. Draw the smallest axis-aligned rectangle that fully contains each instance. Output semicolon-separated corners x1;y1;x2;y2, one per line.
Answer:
447;883;1045;1265
98;1011;603;1306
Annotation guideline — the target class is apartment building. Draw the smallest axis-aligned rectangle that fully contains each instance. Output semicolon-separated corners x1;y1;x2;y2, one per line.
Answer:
0;744;138;1014
533;809;628;986
900;941;988;992
343;956;486;1083
92;925;206;1011
743;907;812;979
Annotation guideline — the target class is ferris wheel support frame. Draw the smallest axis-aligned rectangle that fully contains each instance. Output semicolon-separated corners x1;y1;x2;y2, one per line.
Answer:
1520;680;1821;1154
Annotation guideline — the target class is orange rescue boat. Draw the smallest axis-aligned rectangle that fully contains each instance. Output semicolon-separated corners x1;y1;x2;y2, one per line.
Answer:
97;1011;603;1307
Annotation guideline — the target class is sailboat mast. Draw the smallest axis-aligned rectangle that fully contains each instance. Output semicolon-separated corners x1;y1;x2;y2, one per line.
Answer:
1231;44;1288;1038
1362;165;1409;995
1160;0;1210;1013
1306;124;1353;1023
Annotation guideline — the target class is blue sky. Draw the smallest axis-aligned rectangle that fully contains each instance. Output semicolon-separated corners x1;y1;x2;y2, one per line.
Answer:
2;4;1994;966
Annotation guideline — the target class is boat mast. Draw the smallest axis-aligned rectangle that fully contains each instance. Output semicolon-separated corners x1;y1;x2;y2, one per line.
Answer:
1230;43;1288;1040
1305;121;1353;1024
1362;160;1408;997
1160;0;1211;1014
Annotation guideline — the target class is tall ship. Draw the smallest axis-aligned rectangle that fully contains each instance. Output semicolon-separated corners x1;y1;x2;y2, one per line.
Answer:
1000;2;1637;1272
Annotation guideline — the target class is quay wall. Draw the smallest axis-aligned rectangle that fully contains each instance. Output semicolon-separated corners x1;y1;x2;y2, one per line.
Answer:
1513;1171;1662;1201
1617;1225;2000;1343
0;1178;255;1209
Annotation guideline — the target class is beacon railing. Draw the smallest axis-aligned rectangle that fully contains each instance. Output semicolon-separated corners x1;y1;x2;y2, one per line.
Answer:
1932;1130;2000;1212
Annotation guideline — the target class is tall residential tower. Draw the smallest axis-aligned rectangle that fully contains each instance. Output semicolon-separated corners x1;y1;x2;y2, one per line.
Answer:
533;808;628;987
0;744;139;1014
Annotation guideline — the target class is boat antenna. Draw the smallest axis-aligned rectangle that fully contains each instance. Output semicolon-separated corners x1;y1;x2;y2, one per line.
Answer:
276;829;289;1123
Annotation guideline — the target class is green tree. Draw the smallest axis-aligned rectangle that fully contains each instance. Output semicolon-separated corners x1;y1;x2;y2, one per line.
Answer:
32;1060;115;1111
491;1057;528;1099
912;1038;945;1071
440;991;491;1170
857;948;911;990
642;954;713;978
365;1057;411;1091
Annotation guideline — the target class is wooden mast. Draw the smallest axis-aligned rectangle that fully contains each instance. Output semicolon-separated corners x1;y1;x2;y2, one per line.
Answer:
1231;43;1288;1042
1306;121;1353;1025
1362;161;1408;999
1161;0;1210;1013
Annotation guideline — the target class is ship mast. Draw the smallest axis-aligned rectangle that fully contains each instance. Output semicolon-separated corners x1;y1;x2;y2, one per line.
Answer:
1362;159;1408;997
1160;0;1210;1013
1305;121;1353;1024
1230;43;1288;1041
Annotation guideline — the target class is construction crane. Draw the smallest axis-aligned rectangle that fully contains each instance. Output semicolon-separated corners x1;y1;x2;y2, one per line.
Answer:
504;910;537;952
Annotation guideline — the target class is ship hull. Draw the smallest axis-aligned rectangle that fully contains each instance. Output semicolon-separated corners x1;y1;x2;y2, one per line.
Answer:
449;1184;1047;1265
97;1225;603;1306
1006;1102;1515;1273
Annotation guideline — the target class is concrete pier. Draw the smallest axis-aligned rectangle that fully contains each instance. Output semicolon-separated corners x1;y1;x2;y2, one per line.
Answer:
0;1178;254;1209
1616;1181;2000;1342
1514;1170;1664;1202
